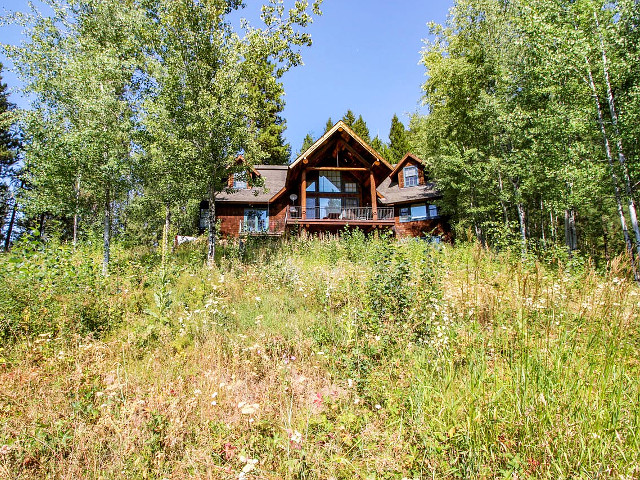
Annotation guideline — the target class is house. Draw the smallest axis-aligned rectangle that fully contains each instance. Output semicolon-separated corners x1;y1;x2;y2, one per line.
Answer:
200;121;450;240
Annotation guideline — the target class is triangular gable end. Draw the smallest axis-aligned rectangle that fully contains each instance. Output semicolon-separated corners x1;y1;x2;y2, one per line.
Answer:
389;152;424;180
290;121;394;171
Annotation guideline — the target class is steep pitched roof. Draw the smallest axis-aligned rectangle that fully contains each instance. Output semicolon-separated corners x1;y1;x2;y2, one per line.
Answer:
215;165;288;203
290;120;393;171
377;153;441;205
389;152;423;179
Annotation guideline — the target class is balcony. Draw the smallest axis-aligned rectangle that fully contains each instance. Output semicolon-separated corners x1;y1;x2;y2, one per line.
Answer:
285;206;394;225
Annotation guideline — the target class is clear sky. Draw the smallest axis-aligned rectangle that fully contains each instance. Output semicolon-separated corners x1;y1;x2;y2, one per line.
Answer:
0;0;452;160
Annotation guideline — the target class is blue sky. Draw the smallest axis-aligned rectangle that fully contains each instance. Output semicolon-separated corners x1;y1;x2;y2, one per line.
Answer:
0;0;452;159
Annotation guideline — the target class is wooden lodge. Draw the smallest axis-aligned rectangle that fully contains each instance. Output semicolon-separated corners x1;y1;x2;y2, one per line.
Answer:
200;121;450;240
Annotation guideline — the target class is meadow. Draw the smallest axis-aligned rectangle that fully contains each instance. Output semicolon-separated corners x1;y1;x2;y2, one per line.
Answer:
0;233;638;479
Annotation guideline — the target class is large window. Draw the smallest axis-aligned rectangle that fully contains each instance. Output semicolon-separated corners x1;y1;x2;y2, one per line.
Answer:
403;166;419;187
319;171;341;193
399;203;439;222
243;208;268;232
305;171;359;194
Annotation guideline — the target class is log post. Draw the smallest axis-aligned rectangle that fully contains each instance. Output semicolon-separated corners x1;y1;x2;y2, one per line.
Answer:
370;170;377;220
301;169;307;220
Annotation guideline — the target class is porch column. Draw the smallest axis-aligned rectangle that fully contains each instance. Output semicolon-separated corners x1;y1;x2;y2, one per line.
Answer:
301;169;307;220
370;170;378;220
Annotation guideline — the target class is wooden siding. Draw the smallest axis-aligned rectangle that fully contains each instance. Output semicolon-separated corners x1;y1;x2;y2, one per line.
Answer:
216;201;288;237
393;206;450;239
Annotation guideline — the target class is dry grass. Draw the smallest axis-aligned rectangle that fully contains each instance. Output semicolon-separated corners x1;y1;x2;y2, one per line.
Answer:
1;237;639;479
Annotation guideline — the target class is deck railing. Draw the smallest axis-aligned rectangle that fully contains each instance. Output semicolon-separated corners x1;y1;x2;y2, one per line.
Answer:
238;220;284;236
286;206;394;222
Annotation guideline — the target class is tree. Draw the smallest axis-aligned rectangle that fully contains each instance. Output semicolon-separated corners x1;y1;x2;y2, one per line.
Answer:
351;114;370;142
411;0;617;257
250;60;291;165
4;1;146;271
341;109;356;127
0;62;19;248
298;133;314;156
388;114;410;165
146;0;322;264
371;135;390;160
324;117;333;133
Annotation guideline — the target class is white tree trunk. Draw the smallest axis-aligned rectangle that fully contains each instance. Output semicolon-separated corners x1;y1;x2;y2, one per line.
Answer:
207;186;217;266
586;58;638;279
595;10;640;262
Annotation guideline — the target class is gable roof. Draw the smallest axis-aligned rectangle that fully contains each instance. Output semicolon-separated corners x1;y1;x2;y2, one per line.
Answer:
215;165;288;203
290;120;394;171
377;153;441;205
389;152;423;180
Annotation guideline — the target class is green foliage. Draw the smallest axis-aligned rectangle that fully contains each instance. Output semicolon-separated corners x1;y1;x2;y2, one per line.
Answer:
324;117;333;133
0;236;145;343
297;132;314;156
341;109;356;127
0;238;639;478
387;113;410;164
351;114;370;142
411;0;639;260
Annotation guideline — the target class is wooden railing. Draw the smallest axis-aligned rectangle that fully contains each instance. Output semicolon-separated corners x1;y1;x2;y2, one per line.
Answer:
286;206;394;222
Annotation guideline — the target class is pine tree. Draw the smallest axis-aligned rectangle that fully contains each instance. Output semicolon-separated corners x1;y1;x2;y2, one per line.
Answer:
388;114;410;164
351;115;370;142
341;110;356;127
250;60;291;165
298;133;314;156
371;135;390;160
324;117;333;133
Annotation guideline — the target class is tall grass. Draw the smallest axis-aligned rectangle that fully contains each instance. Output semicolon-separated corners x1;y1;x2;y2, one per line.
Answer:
0;235;638;479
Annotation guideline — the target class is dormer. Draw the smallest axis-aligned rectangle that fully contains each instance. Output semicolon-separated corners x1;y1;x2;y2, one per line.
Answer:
227;155;261;190
389;153;427;188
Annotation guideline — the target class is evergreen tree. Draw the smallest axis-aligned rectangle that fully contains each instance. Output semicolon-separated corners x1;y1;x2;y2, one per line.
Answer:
388;114;410;164
298;133;314;156
371;135;390;160
250;60;291;165
341;110;356;127
351;114;370;142
324;117;333;133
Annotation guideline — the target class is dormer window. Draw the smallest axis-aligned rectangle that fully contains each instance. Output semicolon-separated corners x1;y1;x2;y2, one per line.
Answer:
403;166;419;187
233;172;247;189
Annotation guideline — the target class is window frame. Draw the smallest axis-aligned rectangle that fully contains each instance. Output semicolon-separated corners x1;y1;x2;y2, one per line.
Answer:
403;165;419;188
399;203;439;223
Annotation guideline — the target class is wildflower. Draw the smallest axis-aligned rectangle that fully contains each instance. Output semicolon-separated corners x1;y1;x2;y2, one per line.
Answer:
194;389;202;396
255;296;261;302
0;445;11;455
290;430;303;444
375;404;382;410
